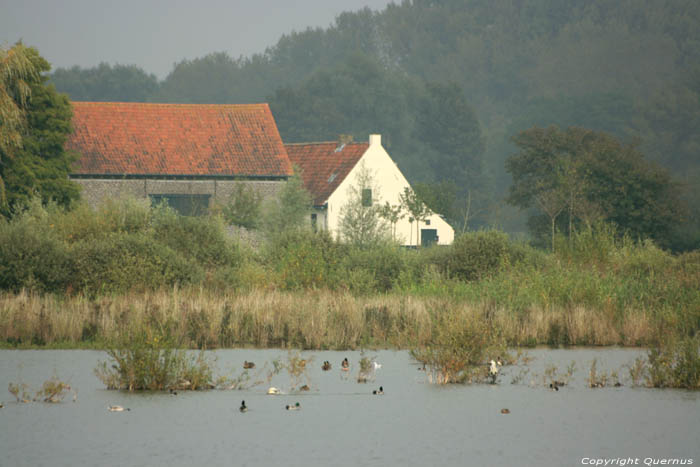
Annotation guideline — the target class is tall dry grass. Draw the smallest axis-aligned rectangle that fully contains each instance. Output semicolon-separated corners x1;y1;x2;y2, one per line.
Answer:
0;287;660;349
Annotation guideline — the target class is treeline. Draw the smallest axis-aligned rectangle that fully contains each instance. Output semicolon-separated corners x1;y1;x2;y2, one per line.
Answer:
47;0;700;250
1;199;698;347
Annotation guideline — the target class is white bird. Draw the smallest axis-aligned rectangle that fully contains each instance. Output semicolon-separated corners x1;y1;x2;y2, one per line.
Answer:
373;362;382;370
267;387;281;395
489;360;499;376
108;405;129;412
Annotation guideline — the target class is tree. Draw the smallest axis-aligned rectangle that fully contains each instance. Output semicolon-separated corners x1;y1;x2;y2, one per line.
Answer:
415;82;485;188
378;201;404;241
338;163;389;246
220;183;262;229
261;170;312;235
51;63;159;102
400;187;430;247
1;43;40;205
0;44;80;217
506;126;685;248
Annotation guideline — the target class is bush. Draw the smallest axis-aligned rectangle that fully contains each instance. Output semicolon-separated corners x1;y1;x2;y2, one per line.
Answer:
152;208;240;267
267;229;344;290
439;231;522;281
645;336;700;389
70;233;202;294
411;307;507;384
95;328;215;391
342;242;406;293
0;215;71;292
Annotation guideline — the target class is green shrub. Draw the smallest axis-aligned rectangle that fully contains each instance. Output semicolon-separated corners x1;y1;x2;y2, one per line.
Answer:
0;215;71;292
267;229;344;290
411;310;506;384
342;242;406;293
152;208;240;267
95;328;215;391
70;233;202;294
55;198;152;243
440;230;522;281
646;337;700;389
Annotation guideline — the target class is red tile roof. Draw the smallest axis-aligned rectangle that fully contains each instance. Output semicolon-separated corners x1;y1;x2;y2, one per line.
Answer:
285;141;369;206
68;102;292;177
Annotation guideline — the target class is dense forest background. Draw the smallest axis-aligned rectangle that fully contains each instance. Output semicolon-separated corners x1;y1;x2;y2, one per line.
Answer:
49;0;700;250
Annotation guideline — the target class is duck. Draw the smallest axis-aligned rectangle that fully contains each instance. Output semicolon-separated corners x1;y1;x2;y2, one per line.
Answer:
341;358;350;371
108;405;129;412
169;388;178;396
501;408;510;414
549;382;560;391
243;361;255;369
285;402;301;411
299;385;310;391
267;387;281;395
239;400;248;413
322;361;332;371
372;386;384;395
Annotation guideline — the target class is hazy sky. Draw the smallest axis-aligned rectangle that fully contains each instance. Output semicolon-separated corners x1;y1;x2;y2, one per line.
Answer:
1;0;395;78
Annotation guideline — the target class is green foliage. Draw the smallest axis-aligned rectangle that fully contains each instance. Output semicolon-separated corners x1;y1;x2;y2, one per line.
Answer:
400;187;430;247
645;337;700;389
221;183;262;229
0;203;72;293
261;171;312;235
152;207;240;267
437;231;522;281
49;63;159;102
411;309;507;384
507;126;685;248
342;242;405;293
70;232;202;294
95;328;215;391
1;44;80;217
266;229;343;290
416;82;484;186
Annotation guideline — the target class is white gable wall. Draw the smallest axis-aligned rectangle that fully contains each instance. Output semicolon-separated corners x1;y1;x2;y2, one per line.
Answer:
324;135;454;246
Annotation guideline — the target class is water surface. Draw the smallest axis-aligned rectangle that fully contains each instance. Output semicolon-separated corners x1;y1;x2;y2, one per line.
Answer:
0;348;697;467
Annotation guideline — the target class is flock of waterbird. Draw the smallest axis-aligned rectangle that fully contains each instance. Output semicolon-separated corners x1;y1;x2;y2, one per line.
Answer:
106;357;384;414
106;357;512;414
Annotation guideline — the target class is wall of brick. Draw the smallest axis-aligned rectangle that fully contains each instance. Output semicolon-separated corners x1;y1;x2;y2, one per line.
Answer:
72;178;285;209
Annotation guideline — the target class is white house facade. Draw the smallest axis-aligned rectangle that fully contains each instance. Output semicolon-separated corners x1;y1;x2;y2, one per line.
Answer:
286;134;454;246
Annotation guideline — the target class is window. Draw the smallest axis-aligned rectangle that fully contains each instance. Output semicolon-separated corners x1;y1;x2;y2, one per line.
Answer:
150;194;211;216
361;188;372;207
311;213;317;231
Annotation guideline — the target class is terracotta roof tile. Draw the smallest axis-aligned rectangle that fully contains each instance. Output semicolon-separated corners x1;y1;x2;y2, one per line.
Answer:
68;102;292;177
285;141;368;206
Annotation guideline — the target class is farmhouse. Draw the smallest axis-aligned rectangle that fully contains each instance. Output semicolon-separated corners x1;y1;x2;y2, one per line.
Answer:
286;135;454;246
66;102;292;215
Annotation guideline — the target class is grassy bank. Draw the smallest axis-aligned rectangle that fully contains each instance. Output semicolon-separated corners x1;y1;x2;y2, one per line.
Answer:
0;199;698;349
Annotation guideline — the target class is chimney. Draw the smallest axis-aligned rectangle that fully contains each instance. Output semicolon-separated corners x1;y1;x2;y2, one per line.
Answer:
369;134;381;147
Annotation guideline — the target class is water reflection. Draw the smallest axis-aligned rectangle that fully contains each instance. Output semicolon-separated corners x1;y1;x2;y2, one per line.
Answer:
0;348;698;467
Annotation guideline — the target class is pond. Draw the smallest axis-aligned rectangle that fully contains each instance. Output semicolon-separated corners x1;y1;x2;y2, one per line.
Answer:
0;348;698;467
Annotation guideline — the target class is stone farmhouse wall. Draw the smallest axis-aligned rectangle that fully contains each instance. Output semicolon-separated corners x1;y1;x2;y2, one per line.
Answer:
72;177;286;209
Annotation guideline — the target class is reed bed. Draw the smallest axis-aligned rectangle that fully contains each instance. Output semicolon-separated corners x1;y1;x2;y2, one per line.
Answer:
0;287;665;349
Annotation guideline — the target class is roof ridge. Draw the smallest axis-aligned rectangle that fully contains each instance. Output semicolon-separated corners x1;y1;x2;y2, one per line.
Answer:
284;141;369;146
70;101;270;109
